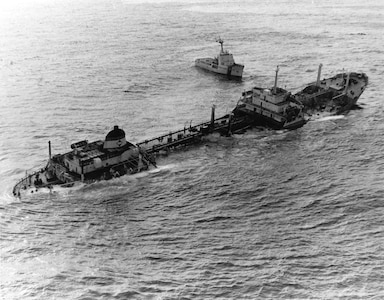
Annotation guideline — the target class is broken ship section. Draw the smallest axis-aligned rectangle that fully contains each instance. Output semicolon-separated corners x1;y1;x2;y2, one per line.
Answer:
294;64;369;114
12;113;249;197
13;126;153;196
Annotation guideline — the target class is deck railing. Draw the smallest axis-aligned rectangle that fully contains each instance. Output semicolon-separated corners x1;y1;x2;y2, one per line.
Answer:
12;169;42;196
137;116;230;151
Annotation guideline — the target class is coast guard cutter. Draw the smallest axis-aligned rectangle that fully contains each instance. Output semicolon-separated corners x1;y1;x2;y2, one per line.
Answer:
195;38;244;79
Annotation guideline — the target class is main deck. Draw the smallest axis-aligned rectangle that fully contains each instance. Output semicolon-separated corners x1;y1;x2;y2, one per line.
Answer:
137;114;248;154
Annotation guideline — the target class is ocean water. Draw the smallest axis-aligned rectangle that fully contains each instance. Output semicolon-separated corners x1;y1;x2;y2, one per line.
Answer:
0;0;383;299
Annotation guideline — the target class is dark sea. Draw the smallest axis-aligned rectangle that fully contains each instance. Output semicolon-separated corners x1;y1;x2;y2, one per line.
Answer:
0;0;383;299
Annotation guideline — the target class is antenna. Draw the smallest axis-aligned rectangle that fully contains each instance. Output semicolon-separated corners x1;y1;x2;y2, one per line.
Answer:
216;37;224;53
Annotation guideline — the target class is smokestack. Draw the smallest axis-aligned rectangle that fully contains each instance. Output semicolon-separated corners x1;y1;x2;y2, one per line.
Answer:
48;141;51;160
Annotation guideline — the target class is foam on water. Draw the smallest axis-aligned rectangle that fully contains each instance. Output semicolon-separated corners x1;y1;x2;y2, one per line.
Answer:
311;114;346;122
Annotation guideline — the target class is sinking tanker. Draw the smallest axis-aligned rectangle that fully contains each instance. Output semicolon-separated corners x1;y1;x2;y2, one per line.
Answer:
12;65;368;197
12;126;156;197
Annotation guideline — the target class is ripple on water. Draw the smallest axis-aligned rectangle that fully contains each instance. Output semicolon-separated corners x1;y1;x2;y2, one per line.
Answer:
0;0;383;299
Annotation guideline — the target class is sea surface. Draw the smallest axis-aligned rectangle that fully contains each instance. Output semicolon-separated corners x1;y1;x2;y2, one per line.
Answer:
0;0;383;299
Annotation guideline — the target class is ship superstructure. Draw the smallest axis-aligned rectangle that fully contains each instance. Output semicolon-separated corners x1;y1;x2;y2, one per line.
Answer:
50;125;149;182
195;38;244;78
233;66;306;130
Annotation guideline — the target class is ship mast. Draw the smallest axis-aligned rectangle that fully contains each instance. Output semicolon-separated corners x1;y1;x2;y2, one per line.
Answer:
316;63;323;87
273;66;279;94
216;38;224;53
210;104;216;129
344;72;350;94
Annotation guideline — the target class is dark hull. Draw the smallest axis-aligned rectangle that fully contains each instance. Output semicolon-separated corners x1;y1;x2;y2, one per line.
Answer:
334;95;358;114
233;107;306;130
295;72;368;115
299;90;359;115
